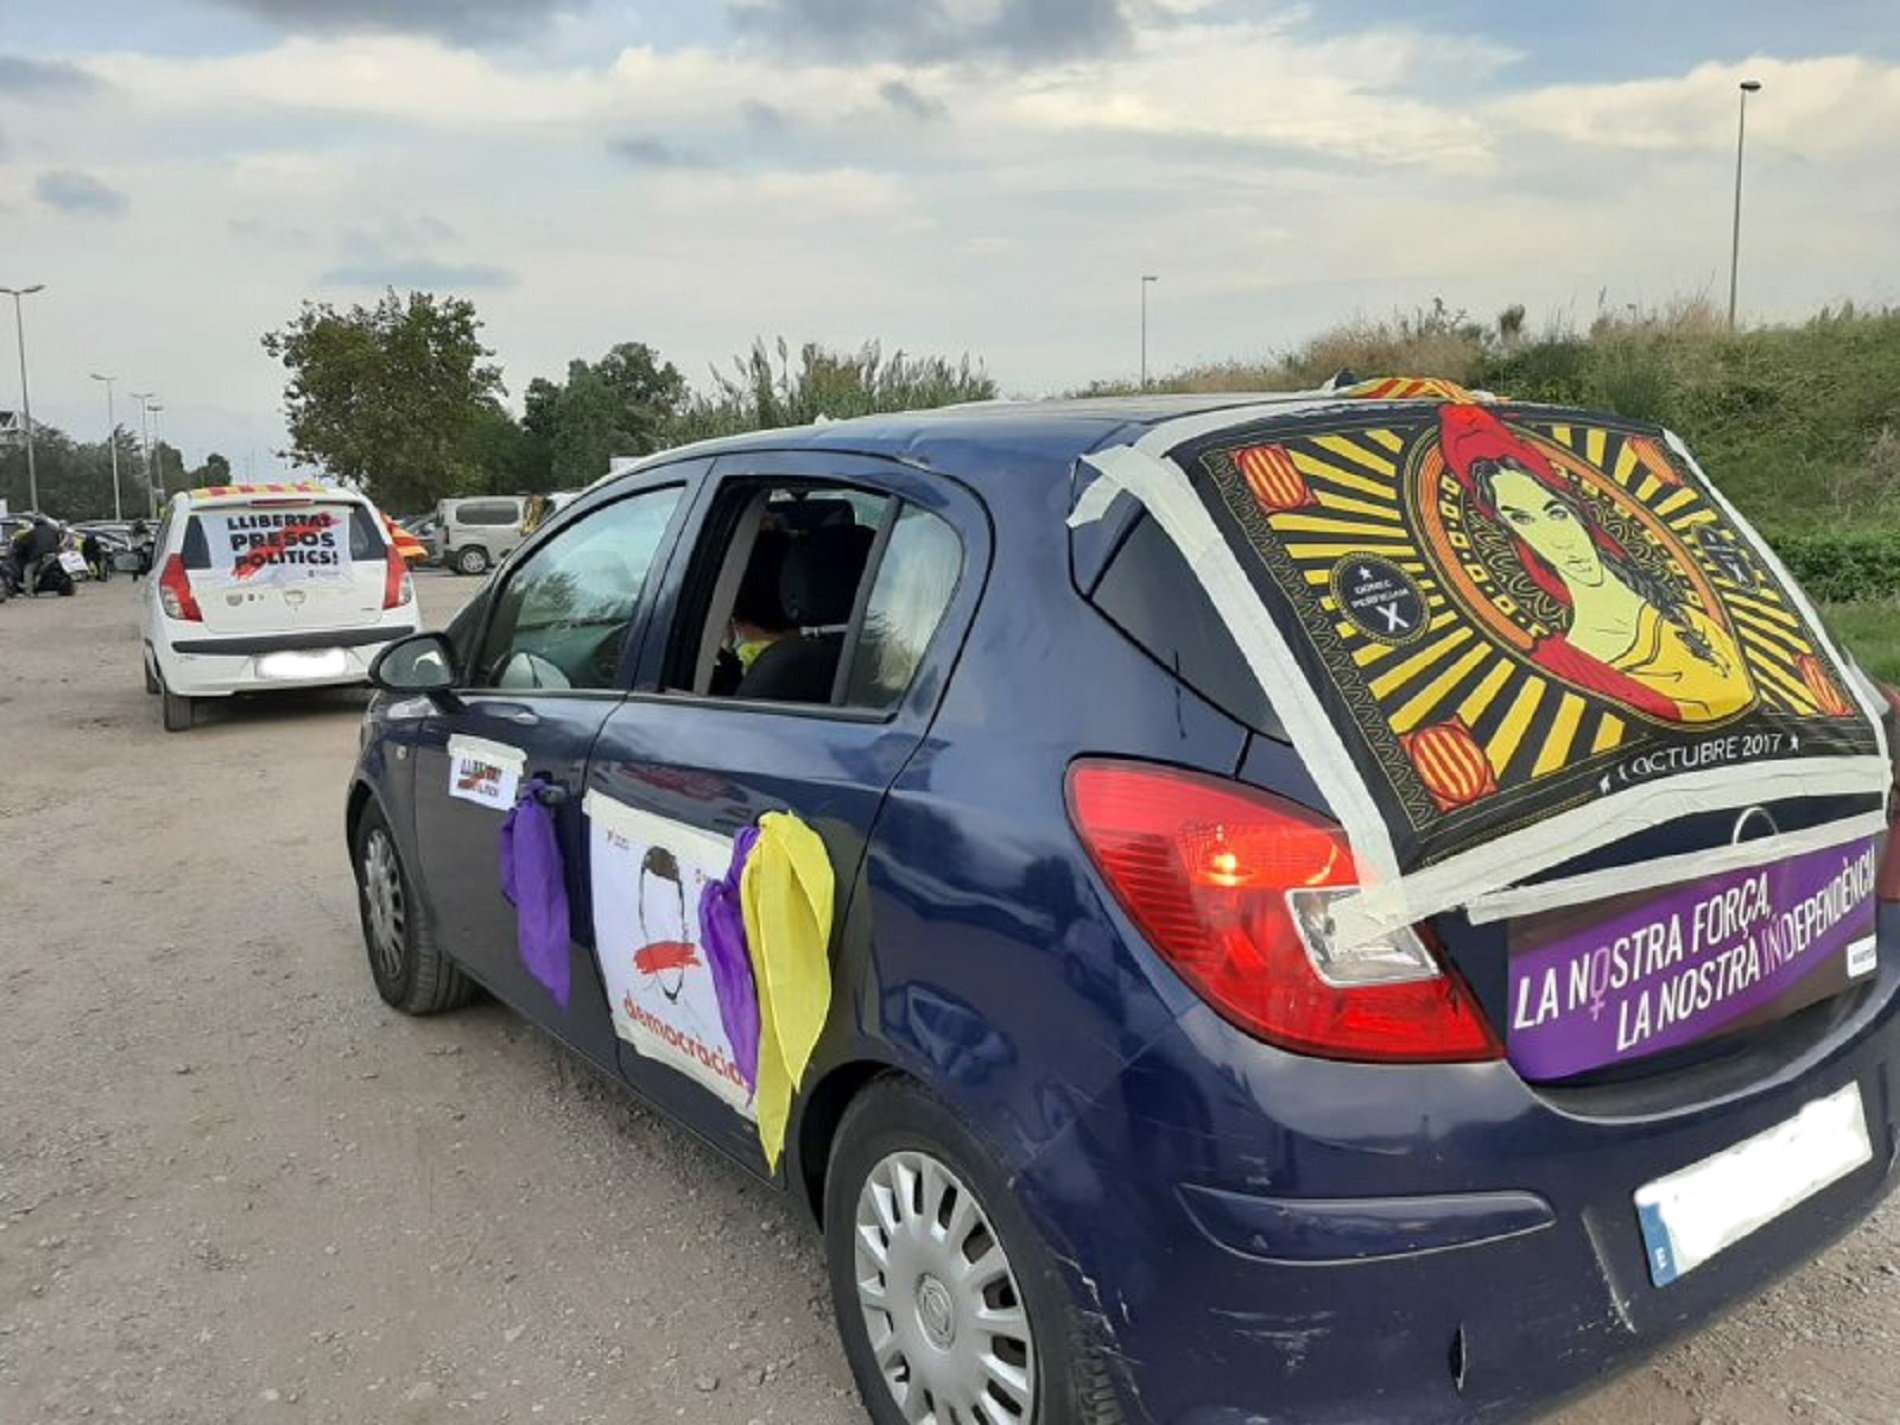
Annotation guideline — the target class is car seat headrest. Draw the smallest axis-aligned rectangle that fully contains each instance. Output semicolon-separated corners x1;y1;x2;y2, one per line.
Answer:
780;522;875;627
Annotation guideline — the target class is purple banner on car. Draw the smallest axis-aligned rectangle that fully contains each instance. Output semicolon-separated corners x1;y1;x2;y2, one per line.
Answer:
1507;837;1879;1081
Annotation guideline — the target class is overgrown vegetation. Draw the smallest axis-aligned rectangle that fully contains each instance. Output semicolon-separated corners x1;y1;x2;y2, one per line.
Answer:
1124;297;1900;545
669;339;996;445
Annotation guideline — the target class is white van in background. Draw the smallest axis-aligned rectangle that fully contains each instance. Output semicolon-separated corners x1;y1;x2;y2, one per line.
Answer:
140;484;418;732
433;495;529;575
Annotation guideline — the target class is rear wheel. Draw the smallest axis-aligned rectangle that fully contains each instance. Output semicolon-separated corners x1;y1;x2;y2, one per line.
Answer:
825;1078;1124;1425
351;802;474;1014
159;676;194;732
454;546;489;576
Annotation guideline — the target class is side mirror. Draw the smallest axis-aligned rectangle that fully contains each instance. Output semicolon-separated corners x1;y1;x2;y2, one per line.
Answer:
370;631;462;709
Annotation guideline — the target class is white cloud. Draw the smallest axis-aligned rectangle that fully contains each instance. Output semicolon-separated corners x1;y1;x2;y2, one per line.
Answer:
1497;56;1900;155
1;13;1897;467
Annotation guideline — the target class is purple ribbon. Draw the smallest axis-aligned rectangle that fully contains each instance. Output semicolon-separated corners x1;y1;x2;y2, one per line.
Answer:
499;779;572;1010
699;825;762;1093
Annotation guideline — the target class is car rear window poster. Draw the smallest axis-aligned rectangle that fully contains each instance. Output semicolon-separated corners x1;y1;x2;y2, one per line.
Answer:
1084;398;1888;932
201;507;353;584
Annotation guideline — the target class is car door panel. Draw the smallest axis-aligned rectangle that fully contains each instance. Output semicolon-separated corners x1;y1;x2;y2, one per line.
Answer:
577;454;991;1178
405;474;697;1075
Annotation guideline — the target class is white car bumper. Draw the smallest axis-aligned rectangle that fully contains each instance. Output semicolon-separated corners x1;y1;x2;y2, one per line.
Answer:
152;626;417;698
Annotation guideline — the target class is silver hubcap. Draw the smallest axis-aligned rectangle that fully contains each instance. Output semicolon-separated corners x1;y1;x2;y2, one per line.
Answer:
362;829;406;983
854;1150;1036;1424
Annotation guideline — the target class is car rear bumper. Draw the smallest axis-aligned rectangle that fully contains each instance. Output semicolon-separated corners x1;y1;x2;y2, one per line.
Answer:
153;624;414;697
170;625;413;656
1014;914;1900;1424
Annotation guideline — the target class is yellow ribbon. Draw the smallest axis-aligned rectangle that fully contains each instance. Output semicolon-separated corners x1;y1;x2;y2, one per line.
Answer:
739;812;836;1171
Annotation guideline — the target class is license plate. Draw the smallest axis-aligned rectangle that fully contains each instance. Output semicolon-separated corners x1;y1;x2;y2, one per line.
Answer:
1634;1082;1872;1286
256;648;350;680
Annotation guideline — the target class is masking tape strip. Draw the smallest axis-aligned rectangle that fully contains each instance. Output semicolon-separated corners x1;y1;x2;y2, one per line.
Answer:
446;733;527;776
581;788;732;867
1327;759;1890;946
1071;412;1892;947
1463;808;1890;925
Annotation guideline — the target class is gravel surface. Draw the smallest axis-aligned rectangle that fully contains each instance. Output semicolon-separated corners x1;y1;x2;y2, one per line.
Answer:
3;573;1898;1424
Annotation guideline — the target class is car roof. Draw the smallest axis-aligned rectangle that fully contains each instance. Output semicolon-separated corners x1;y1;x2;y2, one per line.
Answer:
601;382;1544;497
181;483;368;510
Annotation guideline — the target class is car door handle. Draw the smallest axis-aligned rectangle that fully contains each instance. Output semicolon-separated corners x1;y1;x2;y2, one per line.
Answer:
531;780;569;806
477;703;540;728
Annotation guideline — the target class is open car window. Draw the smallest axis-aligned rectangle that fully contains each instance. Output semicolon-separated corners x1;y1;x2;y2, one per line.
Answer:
663;482;964;712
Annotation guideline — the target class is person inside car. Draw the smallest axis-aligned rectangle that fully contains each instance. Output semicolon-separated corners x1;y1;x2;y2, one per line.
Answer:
712;528;794;695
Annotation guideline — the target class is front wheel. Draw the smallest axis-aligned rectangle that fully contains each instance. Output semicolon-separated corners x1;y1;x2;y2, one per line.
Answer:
454;546;489;576
351;803;475;1014
825;1078;1124;1425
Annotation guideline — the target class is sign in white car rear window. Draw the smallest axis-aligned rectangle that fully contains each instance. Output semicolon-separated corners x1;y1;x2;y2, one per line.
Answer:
200;508;353;583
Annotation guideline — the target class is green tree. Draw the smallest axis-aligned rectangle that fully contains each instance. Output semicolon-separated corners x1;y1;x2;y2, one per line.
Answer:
590;341;687;452
261;289;504;511
528;342;688;488
466;404;549;498
549;362;622;487
0;424;134;520
189;452;233;487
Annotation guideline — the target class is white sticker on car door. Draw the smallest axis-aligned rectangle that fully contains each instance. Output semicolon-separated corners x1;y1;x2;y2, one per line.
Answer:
447;734;525;810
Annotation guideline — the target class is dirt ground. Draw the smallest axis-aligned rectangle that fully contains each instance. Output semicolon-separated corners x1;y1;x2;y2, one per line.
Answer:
3;572;1899;1425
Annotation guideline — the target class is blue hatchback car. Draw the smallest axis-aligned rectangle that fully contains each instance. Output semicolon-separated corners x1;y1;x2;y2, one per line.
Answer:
349;390;1900;1424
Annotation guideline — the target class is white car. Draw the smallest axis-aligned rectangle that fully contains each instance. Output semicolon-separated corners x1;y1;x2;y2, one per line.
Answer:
141;484;418;731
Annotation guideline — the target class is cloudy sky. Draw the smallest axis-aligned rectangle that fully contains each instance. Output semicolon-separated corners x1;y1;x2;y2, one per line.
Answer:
3;0;1898;470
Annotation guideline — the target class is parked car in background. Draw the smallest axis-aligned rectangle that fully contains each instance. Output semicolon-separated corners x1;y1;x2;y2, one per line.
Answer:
432;495;528;575
347;389;1900;1424
143;483;417;731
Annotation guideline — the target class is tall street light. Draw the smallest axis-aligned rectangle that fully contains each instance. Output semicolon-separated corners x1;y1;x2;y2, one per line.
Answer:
91;372;123;520
1;283;46;513
129;391;157;516
1140;274;1159;390
1728;78;1764;329
148;402;167;511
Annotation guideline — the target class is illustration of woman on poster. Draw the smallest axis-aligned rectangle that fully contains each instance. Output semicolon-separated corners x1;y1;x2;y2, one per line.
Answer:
1439;405;1751;724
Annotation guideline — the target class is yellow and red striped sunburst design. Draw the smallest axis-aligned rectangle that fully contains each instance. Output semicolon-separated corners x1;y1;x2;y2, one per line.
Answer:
1796;654;1853;717
1402;719;1498;810
1234;443;1315;513
1341;377;1482;403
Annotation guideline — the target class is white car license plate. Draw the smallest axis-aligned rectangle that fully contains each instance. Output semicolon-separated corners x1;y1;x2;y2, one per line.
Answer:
1634;1082;1872;1287
256;648;349;680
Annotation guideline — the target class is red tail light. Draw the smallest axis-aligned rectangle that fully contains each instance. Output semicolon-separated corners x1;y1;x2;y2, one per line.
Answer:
382;552;413;610
1067;760;1502;1063
158;554;201;622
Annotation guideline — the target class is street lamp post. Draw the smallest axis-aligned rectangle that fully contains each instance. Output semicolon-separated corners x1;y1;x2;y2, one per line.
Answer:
1;283;46;513
91;372;123;520
1140;274;1159;390
1728;78;1763;329
148;403;166;511
129;391;157;516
